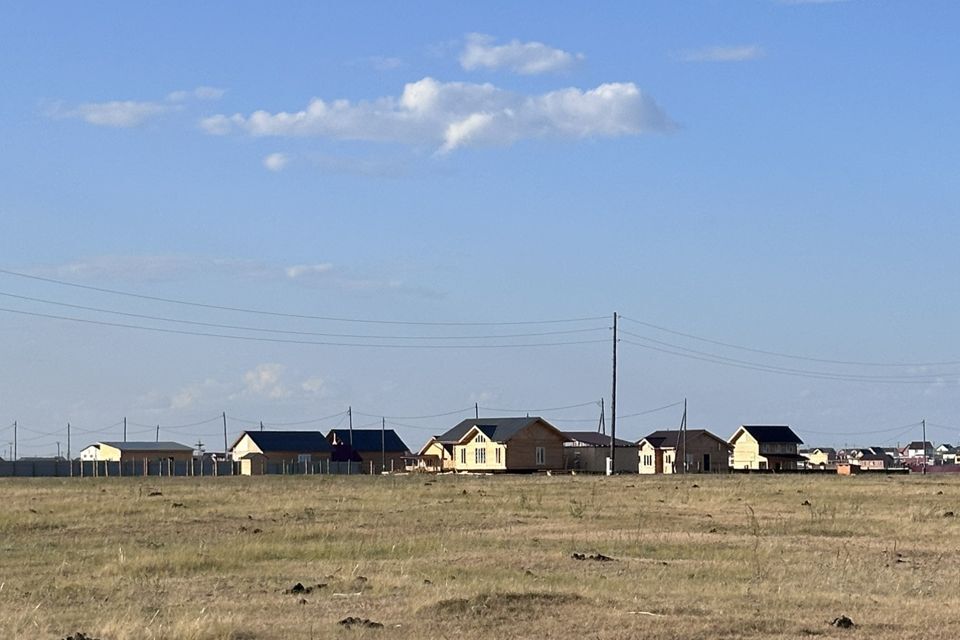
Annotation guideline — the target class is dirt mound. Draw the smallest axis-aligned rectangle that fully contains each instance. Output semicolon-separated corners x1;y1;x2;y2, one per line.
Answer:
63;634;100;640
338;617;383;629
423;592;582;618
571;552;615;562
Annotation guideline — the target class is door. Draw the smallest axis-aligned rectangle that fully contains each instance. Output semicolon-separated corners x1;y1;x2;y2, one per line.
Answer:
655;450;663;474
702;453;710;472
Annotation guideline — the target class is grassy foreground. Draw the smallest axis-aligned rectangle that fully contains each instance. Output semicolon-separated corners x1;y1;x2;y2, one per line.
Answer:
1;473;959;639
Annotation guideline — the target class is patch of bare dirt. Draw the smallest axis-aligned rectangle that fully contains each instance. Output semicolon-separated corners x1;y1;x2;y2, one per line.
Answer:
422;592;583;619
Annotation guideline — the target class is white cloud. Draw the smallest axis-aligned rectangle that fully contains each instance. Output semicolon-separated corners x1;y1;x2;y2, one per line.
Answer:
679;45;765;63
366;56;404;71
201;77;673;153
26;254;444;298
243;363;291;399
61;100;172;127
167;86;226;102
301;377;327;396
285;263;335;279
460;33;583;74
263;152;290;172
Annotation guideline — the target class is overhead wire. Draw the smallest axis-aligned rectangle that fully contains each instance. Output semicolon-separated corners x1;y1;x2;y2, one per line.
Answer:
619;314;960;367
620;338;959;384
0;306;608;349
0;290;609;340
0;268;606;326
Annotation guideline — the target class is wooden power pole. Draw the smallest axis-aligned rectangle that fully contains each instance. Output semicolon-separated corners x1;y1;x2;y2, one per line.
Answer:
610;311;618;475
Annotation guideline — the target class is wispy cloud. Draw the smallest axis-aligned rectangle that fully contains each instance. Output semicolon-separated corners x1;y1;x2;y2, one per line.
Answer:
166;86;227;102
263;152;290;172
678;45;765;63
54;100;173;128
51;86;225;128
201;77;673;153
242;363;292;400
25;254;444;298
459;33;584;75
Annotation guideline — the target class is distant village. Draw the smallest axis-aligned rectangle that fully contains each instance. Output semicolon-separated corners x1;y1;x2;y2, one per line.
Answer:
0;416;951;478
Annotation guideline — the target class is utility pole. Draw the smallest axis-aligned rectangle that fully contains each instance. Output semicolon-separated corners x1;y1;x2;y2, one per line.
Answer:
260;420;264;432
348;406;353;446
156;424;160;443
681;398;688;474
381;417;386;475
922;418;927;475
123;416;127;442
66;422;71;460
597;398;605;435
475;403;479;419
13;420;16;461
610;312;618;474
222;412;228;456
57;441;61;459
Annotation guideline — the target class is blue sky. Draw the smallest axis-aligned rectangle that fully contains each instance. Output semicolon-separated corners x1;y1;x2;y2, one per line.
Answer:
2;0;959;456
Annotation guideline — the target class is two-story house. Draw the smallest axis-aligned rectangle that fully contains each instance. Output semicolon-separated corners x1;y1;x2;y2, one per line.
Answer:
729;425;804;471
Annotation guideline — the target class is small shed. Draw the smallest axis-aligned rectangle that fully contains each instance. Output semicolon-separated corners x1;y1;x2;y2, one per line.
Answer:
562;431;638;473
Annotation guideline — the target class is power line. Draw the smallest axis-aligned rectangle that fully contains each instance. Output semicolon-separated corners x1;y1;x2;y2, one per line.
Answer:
620;338;959;383
0;306;609;349
0;290;609;340
353;407;474;420
478;400;600;414
226;411;349;427
797;421;921;437
0;268;605;327
616;400;686;420
619;314;960;368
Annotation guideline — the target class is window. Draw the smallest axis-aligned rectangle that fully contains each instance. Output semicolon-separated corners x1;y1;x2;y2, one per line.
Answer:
536;446;546;466
643;454;653;466
475;448;486;464
297;454;311;464
495;448;501;464
475;434;486;443
459;448;466;464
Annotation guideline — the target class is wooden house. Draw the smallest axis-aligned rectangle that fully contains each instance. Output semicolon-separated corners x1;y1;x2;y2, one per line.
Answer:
431;417;569;473
638;429;732;474
326;428;411;473
229;430;332;469
728;425;804;471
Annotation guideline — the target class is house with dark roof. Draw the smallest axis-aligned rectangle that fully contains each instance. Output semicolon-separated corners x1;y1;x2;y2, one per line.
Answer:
421;417;569;473
637;429;732;474
327;428;411;473
229;430;331;474
901;441;934;465
801;447;837;470
561;431;639;474
729;425;804;471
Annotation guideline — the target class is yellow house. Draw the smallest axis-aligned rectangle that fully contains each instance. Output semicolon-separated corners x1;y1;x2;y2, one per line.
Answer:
91;441;194;463
229;431;332;466
801;447;837;469
729;425;804;471
430;417;569;473
415;438;455;471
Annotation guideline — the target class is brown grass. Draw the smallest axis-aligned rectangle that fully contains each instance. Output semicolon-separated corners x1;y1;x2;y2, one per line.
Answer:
1;473;959;639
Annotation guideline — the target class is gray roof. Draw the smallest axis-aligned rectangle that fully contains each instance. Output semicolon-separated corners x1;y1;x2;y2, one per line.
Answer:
99;441;193;452
436;417;564;444
641;429;732;450
563;431;635;448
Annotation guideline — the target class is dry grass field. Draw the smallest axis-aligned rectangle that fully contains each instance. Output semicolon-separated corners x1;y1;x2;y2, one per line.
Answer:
2;473;959;639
